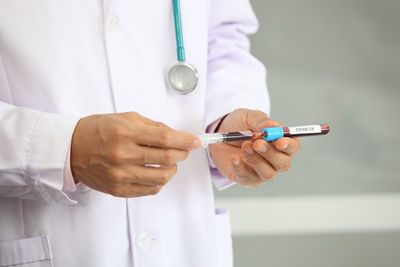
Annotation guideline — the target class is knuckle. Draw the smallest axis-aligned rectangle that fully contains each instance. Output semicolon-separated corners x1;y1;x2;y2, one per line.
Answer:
107;168;124;182
184;138;195;150
159;130;173;146
252;110;265;118
122;111;140;121
158;177;168;186
154;121;167;128
158;170;171;185
161;150;175;165
108;149;125;164
110;125;128;140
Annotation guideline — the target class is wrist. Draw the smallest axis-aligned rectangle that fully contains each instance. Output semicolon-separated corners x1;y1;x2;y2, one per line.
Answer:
70;116;88;185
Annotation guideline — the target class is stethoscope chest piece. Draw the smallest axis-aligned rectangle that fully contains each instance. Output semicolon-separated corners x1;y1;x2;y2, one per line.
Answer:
167;0;198;94
167;62;198;94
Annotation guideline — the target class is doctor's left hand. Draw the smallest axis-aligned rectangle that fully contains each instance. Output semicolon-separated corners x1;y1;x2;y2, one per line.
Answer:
209;109;301;187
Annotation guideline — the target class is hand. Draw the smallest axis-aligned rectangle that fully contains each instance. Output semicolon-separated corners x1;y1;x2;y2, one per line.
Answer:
71;112;200;197
209;109;301;187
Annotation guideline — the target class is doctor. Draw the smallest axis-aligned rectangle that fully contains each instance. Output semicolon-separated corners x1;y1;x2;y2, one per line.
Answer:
0;1;300;267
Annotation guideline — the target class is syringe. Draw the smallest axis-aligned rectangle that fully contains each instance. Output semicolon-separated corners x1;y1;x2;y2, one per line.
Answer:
198;124;330;147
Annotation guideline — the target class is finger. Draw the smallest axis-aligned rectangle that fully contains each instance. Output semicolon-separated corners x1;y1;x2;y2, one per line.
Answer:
108;164;177;186
272;137;301;156
121;112;168;127
209;142;243;175
138;145;189;165
103;142;189;166
109;183;164;198
134;124;200;150
246;110;281;132
251;139;292;172
241;141;278;180
230;153;263;187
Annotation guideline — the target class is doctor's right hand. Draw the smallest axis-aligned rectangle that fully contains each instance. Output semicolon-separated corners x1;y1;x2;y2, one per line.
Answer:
70;112;200;198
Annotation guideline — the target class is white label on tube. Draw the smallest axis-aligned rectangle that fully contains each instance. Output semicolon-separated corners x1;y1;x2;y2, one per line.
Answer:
288;125;322;135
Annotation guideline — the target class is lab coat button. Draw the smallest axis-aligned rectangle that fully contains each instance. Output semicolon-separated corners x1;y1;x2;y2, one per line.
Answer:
136;232;153;250
107;14;120;31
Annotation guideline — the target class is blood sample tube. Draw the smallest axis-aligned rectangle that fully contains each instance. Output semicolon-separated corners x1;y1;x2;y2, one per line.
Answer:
263;124;330;141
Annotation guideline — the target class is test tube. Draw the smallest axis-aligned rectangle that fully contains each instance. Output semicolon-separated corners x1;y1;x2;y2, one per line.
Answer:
198;124;330;147
263;124;330;141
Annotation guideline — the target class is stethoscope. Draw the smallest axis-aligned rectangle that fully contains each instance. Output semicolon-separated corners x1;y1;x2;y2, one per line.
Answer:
167;0;199;94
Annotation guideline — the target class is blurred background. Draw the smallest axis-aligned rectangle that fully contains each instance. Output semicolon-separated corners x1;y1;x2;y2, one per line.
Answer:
214;0;400;266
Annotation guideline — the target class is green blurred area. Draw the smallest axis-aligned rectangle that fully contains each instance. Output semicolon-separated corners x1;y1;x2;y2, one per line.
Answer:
215;0;400;198
214;1;400;266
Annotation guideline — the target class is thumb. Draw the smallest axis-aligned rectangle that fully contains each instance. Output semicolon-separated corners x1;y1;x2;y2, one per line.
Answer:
246;110;281;132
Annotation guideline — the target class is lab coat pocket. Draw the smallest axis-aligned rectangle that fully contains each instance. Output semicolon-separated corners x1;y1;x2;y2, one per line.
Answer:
215;208;233;267
0;236;53;267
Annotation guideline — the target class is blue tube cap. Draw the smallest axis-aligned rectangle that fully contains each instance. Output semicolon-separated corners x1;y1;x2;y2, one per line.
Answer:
263;127;284;141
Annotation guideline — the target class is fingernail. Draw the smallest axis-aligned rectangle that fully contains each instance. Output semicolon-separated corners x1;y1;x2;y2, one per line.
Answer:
280;143;288;150
255;143;267;153
192;139;201;149
245;147;254;154
233;158;240;166
262;175;276;181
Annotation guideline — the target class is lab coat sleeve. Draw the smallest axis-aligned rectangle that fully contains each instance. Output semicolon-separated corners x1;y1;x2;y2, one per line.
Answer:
0;101;80;204
205;0;271;190
62;146;78;192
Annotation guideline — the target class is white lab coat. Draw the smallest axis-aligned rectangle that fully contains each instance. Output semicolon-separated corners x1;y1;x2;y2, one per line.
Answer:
0;1;269;266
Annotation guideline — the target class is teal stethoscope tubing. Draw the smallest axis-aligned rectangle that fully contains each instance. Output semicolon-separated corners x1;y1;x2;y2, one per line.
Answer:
168;0;198;94
172;0;185;62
